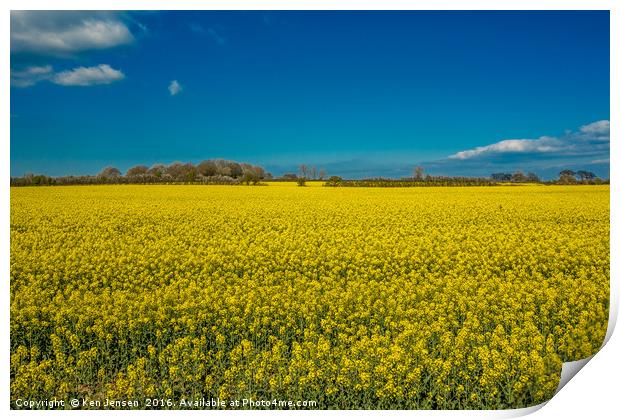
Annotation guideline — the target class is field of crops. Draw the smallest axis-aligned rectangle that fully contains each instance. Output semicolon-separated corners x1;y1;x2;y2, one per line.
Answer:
10;184;609;409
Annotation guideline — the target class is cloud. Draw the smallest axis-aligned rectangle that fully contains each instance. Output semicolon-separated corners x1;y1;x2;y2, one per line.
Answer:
578;119;609;137
11;11;133;55
52;65;125;86
10;65;54;87
207;28;226;45
188;23;226;45
168;80;182;96
188;23;205;34
11;64;125;87
415;120;610;179
448;120;610;160
449;137;560;159
590;158;610;165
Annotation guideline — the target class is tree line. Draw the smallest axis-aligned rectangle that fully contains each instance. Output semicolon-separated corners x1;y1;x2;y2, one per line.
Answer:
10;160;271;187
324;175;497;187
324;167;608;187
490;169;606;185
10;162;608;187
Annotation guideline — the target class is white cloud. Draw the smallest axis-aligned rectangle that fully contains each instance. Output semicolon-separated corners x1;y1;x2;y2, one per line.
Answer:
449;137;561;159
449;120;610;160
11;11;133;55
579;120;610;137
590;158;610;165
168;80;182;96
188;23;205;34
11;64;125;88
188;23;226;45
207;28;226;45
10;65;54;87
51;64;125;86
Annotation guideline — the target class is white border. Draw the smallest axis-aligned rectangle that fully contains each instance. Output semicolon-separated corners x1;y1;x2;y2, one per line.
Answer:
3;1;616;419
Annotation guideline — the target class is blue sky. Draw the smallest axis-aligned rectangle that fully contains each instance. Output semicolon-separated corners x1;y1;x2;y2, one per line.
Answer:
10;11;609;179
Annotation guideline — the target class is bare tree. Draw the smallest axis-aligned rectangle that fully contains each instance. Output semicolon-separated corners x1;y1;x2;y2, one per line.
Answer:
491;173;512;181
576;170;596;181
197;160;218;177
166;162;185;181
126;165;149;177
241;166;257;185
526;172;540;183
228;162;243;178
558;170;577;184
414;166;424;180
253;166;266;180
99;167;121;178
511;171;527;183
147;164;166;178
182;163;197;182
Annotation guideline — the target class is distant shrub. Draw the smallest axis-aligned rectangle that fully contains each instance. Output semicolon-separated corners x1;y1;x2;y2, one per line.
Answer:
325;176;343;187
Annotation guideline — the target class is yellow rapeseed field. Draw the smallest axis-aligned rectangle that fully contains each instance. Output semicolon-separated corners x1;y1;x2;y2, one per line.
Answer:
10;184;609;409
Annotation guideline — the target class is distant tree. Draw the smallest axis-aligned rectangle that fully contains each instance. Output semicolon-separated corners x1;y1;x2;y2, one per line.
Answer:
99;167;121;178
296;177;307;187
36;175;54;185
319;169;326;180
228;162;243;178
299;164;308;179
414;166;424;180
310;166;318;180
166;162;185;181
491;173;512;182
526;172;540;183
241;168;256;185
125;165;149;177
558;169;577;184
253;166;266;180
183;163;197;182
325;176;343;186
576;170;596;181
147;164;166;178
163;162;196;182
16;173;54;186
239;164;261;185
328;175;496;187
197;160;218;177
218;165;232;177
511;171;527;183
281;173;298;180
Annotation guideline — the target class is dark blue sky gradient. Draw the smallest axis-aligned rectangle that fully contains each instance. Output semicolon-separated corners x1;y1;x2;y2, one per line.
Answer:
10;11;610;178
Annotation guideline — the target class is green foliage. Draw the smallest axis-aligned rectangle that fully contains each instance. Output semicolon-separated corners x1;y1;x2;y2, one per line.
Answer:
324;176;343;187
